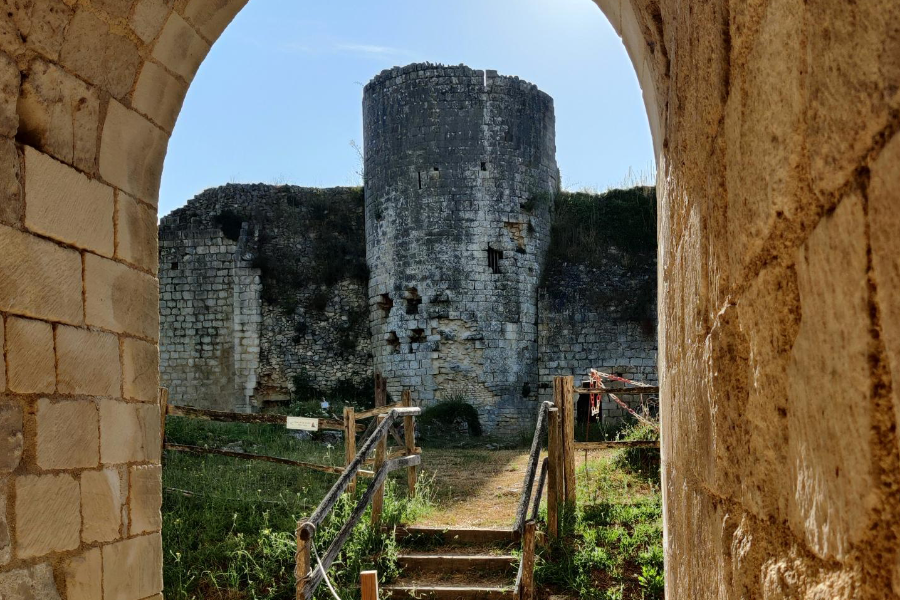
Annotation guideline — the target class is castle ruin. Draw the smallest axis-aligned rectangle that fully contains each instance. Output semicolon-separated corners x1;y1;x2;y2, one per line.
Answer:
157;65;658;434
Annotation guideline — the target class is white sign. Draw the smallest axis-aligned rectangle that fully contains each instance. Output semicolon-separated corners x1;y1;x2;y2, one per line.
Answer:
286;417;319;431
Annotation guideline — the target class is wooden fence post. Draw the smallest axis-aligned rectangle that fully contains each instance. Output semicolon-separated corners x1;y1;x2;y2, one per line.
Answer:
562;376;576;505
401;390;418;497
158;388;168;457
360;570;379;600
375;373;387;407
371;415;387;524
520;520;536;600
547;406;560;539
295;521;313;600
344;407;357;494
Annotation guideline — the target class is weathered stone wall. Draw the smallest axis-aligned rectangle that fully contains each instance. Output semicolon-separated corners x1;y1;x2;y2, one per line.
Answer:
364;64;559;434
159;184;371;411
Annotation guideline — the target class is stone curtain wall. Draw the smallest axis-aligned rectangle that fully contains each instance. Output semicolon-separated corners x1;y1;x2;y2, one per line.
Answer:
158;226;261;412
538;292;658;422
364;64;559;434
159;184;371;410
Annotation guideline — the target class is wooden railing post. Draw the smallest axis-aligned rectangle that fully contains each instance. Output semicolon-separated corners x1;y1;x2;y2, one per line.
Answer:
371;416;387;524
401;390;418;497
562;376;576;505
158;387;169;457
295;521;313;599
554;376;576;506
520;520;536;600
361;570;379;600
375;373;387;407
547;406;560;539
344;407;357;494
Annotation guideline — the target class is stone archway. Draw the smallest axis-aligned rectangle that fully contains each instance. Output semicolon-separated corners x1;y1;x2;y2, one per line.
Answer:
0;1;897;599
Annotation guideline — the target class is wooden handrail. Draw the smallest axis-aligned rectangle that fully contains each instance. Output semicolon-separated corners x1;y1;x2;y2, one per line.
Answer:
573;440;660;450
296;406;422;599
513;401;553;533
573;386;659;395
165;404;363;432
355;401;404;420
162;443;374;477
299;454;421;597
530;458;548;523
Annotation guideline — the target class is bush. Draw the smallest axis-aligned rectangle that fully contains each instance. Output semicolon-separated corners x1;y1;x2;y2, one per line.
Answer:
614;421;660;482
419;400;482;437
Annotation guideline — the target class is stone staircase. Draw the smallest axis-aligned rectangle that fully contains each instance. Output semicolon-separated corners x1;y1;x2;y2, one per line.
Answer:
382;526;521;599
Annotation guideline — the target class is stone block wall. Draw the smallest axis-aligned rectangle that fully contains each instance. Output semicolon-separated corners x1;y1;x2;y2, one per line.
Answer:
159;226;261;412
159;184;371;411
364;64;559;434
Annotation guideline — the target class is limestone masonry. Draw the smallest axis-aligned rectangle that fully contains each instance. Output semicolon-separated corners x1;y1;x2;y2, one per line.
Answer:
157;64;658;434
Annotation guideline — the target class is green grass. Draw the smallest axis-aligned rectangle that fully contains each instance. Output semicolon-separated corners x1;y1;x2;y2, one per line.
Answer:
535;427;663;599
162;417;432;600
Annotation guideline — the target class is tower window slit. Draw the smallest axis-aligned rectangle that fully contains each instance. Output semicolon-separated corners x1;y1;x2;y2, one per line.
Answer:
487;247;503;274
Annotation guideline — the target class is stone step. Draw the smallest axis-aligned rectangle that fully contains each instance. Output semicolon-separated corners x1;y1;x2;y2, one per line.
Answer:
381;584;516;600
398;553;517;574
391;526;519;545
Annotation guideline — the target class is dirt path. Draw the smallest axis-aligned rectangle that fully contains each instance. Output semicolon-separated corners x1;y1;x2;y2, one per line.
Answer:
415;446;612;528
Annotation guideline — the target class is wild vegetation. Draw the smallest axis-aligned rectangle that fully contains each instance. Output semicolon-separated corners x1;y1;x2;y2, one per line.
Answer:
536;421;663;600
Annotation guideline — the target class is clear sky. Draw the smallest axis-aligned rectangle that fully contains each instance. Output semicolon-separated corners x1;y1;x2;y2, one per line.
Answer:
159;0;655;217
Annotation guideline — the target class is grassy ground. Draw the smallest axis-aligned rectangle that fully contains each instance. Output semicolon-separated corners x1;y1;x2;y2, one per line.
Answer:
536;441;664;599
162;417;662;600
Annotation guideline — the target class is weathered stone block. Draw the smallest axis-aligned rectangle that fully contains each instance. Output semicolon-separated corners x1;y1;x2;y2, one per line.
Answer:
0;139;22;227
132;60;188;133
35;398;99;469
56;325;122;396
99;100;168;204
15;473;80;558
0;224;83;324
81;468;122;543
6;316;55;394
151;13;210;81
100;399;160;464
8;0;72;61
17;59;100;172
24;147;114;255
0;402;22;473
59;10;140;99
123;337;159;402
869;133;900;456
786;193;872;561
183;0;249;40
85;253;159;340
0;51;19;137
0;478;9;564
0;563;60;599
64;548;101;600
102;533;163;600
131;0;173;43
129;464;161;534
117;192;159;272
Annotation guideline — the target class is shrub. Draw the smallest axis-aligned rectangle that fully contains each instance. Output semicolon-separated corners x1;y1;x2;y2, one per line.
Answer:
614;421;660;482
419;400;482;437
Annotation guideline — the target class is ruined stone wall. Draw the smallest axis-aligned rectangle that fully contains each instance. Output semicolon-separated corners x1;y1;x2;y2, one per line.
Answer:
159;184;371;411
159;225;261;412
538;285;657;422
364;64;559;434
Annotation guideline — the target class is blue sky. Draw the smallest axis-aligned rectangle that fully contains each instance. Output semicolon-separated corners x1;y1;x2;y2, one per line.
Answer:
159;0;655;217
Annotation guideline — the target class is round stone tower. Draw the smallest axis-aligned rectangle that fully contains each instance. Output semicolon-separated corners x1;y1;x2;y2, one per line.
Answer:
363;63;559;434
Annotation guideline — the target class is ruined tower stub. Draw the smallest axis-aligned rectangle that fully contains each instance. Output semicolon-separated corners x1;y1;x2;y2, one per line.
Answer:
364;63;559;434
